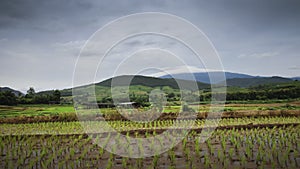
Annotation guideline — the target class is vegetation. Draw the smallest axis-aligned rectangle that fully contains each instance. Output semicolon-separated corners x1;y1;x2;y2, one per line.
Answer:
0;87;61;105
0;91;18;106
0;116;299;135
225;76;292;87
0;124;299;168
2;76;300;106
75;77;300;105
0;101;299;123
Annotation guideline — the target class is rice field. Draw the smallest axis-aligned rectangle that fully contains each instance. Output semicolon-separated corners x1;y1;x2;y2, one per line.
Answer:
0;103;300;168
0;125;299;169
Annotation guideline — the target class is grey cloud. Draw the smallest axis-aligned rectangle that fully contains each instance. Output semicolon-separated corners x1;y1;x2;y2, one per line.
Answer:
0;0;167;30
289;66;300;70
1;0;300;91
124;40;143;46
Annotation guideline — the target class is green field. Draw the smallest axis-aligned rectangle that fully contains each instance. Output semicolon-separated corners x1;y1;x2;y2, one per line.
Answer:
0;104;75;117
1;100;299;118
0;101;300;168
0;122;299;168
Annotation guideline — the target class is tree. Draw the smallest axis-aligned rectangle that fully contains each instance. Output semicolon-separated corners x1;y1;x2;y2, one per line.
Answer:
167;92;175;98
0;91;17;105
52;90;61;102
26;87;35;98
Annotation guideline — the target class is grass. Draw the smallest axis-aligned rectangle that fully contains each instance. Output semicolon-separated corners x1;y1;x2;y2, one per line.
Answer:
0;101;300;118
0;101;299;131
0;104;75;117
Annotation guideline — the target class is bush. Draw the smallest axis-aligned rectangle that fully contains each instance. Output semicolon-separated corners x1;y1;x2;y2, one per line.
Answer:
0;91;18;105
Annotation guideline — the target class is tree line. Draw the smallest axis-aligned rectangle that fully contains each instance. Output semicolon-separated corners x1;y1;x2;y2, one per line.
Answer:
1;84;300;106
0;87;61;106
99;86;300;105
202;87;300;101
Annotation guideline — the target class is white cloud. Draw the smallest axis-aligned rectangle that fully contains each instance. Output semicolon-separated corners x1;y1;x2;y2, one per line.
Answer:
53;40;86;56
238;52;279;59
148;65;221;77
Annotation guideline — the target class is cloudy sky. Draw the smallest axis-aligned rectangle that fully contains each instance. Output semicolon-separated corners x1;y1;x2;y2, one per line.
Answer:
1;0;300;92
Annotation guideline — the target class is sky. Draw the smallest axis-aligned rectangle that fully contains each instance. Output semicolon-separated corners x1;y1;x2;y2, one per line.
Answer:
0;0;300;92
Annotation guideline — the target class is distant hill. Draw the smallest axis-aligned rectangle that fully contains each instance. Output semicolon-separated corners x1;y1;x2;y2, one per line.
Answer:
0;87;24;96
292;77;300;81
160;71;300;87
97;75;210;90
160;72;254;84
57;75;211;97
225;76;293;88
16;74;300;98
249;80;300;90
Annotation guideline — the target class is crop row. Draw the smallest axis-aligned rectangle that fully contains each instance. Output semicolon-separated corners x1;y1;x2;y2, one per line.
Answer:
0;116;299;136
0;125;299;168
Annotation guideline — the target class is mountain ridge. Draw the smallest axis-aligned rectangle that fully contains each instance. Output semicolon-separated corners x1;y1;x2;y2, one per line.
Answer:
160;71;298;85
225;76;293;87
4;72;299;96
0;87;24;96
96;75;211;90
160;71;255;84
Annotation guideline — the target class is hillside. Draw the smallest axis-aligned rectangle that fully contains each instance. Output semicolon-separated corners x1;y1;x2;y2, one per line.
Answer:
97;75;210;90
58;75;210;97
0;87;23;96
292;77;300;81
249;80;300;90
49;75;298;98
160;71;254;84
225;76;293;87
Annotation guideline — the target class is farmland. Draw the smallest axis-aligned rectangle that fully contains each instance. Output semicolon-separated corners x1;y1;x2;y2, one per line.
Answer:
0;101;300;168
0;100;299;121
0;123;299;168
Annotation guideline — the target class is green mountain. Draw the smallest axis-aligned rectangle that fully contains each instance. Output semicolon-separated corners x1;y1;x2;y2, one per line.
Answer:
161;71;254;84
97;75;210;90
224;76;293;88
0;87;23;96
249;80;300;90
58;75;210;98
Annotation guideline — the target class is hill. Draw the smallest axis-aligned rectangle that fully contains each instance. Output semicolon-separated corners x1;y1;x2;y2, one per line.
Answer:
249;80;300;90
292;77;300;81
160;71;299;87
0;87;23;96
97;75;210;90
51;75;297;97
224;76;293;88
160;71;254;84
58;75;211;97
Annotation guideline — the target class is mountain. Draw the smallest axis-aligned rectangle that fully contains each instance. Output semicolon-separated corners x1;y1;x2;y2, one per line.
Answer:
292;77;300;81
160;72;255;84
225;76;293;88
96;75;210;90
59;75;211;97
160;71;300;87
0;87;24;96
